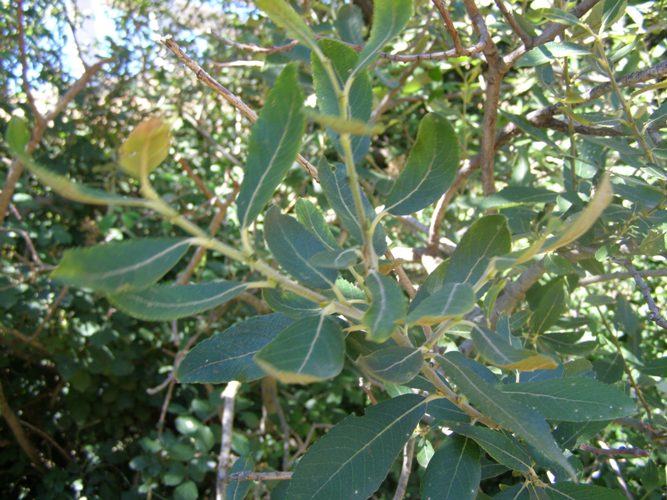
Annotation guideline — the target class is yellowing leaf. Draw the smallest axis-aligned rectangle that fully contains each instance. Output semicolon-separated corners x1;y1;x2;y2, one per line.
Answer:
119;116;172;178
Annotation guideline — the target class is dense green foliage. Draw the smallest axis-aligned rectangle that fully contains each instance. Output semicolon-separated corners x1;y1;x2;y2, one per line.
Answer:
2;0;666;498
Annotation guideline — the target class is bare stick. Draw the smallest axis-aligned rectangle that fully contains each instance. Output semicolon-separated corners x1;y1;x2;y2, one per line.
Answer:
432;0;465;55
616;259;667;331
0;379;44;470
227;471;292;482
579;444;649;458
217;381;242;500
494;0;533;47
160;36;318;178
220;36;299;54
393;437;416;500
579;269;667;286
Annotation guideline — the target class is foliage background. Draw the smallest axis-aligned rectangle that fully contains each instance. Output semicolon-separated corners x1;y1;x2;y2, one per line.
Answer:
1;0;666;498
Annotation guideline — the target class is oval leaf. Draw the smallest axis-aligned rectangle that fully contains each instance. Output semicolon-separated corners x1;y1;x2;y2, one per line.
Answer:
407;282;475;325
309;248;359;269
119;116;171;178
177;314;293;383
264;206;338;289
358;346;422;384
422;436;480;500
386;112;460;215
363;271;407;342
254;315;344;384
256;0;318;52
443;215;511;286
294;199;339;251
438;351;575;478
287;394;427;499
51;238;190;294
453;425;532;473
108;281;248;321
500;377;635;422
237;64;305;227
263;288;321;319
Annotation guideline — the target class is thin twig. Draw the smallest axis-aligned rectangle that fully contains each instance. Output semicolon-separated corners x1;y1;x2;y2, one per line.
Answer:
216;381;242;500
220;36;299;54
160;36;318;178
32;286;69;339
615;259;667;331
20;419;73;462
392;437;416;500
227;471;292;482
494;0;533;47
432;0;465;55
579;269;667;286
579;443;649;458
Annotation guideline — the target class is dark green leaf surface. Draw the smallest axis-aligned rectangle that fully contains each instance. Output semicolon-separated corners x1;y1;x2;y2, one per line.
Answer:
443;215;511;286
263;289;321;318
295;199;339;251
471;325;558;371
317;161;387;254
264;206;338;288
335;4;365;44
438;352;574;478
51;238;190;294
453;425;532;473
287;394;427;499
386;112;460;215
406;282;475;325
363;271;407;342
108;281;248;321
500;377;635;421
354;0;413;74
254;316;344;384
422;436;480;500
530;279;566;334
225;455;255;500
236;64;305;227
309;248;359;269
544;483;625;499
517;41;590;67
311;40;372;162
426;398;469;425
481;186;560;209
358;346;422;384
177;314;293;383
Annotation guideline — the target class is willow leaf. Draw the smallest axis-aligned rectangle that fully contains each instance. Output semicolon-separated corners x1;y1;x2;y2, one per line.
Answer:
108;281;248;321
358;346;422;384
363;271;407;342
453;425;532;473
256;0;318;51
438;351;575;478
406;282;475;325
471;325;558;371
254;315;344;384
295;199;339;251
177;314;293;383
236;64;305;227
287;394;427;499
422;436;480;500
386;112;460;215
51;238;190;294
264;206;338;289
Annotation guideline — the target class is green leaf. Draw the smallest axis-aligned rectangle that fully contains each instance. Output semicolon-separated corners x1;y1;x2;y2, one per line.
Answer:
452;425;532;473
529;279;566;334
309;248;359;269
311;39;372;162
8;148;149;208
544;483;625;499
118;116;172;178
108;281;248;321
226;455;255;500
236;64;305;227
264;206;338;289
422;436;480;500
426;398;470;425
358;346;422;384
177;314;293;383
51;238;190;294
443;215;511;286
498;112;561;151
335;4;365;45
500;377;635;422
470;325;558;371
254;315;344;384
386;113;460;215
6;115;30;153
295;199;339;251
363;271;407;342
306;111;382;136
263;289;321;319
287;394;427;499
516;42;591;67
542;173;613;253
317;161;387;254
354;0;413;74
481;186;560;209
438;352;575;478
174;480;198;500
256;0;318;51
406;283;475;325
